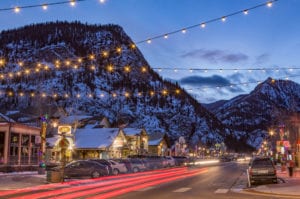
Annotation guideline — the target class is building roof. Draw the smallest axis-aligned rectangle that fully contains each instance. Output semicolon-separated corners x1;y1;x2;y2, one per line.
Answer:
148;131;170;147
0;113;15;123
148;138;163;146
122;128;144;136
74;128;120;149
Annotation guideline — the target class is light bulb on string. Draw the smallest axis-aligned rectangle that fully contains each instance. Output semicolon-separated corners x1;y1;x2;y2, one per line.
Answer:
141;66;147;73
42;4;48;10
0;58;5;66
14;7;20;13
164;34;168;39
221;16;226;22
116;47;122;54
181;29;187;34
200;23;206;28
267;1;273;7
243;10;249;15
18;61;24;67
99;0;106;3
90;65;96;71
70;0;76;7
147;39;152;44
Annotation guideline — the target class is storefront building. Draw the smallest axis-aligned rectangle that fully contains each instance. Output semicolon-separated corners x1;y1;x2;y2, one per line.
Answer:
0;113;40;170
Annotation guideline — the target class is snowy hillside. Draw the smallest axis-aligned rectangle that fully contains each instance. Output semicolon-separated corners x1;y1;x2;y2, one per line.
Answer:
0;21;235;149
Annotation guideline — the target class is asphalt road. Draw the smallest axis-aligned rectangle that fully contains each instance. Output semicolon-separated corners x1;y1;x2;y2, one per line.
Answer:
114;162;282;199
0;162;285;199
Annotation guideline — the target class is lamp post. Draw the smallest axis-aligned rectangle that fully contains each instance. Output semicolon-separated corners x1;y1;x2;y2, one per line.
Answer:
38;114;48;174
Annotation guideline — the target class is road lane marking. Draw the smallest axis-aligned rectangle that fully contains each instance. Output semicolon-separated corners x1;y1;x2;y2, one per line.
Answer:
136;186;155;191
215;188;229;194
173;187;191;192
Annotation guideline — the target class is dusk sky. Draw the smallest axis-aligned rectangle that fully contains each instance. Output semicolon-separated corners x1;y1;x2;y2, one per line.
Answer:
1;0;300;103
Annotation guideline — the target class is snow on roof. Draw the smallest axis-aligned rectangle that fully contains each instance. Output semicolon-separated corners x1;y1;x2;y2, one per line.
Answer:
46;135;73;148
0;113;16;122
47;135;59;147
75;128;120;149
148;138;162;146
122;128;143;136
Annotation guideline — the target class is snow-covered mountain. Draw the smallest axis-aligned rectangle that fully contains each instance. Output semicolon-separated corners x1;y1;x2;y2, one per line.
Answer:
206;78;300;148
0;21;235;149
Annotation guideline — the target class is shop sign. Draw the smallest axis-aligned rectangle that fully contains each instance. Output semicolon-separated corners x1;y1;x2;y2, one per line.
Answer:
58;125;72;135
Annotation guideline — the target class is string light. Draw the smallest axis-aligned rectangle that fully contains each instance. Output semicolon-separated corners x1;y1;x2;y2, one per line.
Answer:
70;0;76;7
1;75;299;100
42;4;48;10
134;0;279;45
14;7;20;13
267;1;273;7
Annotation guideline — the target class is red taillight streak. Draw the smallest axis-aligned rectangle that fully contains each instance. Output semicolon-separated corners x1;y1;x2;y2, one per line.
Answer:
0;167;186;197
65;168;207;199
46;169;198;199
88;168;208;199
9;169;188;199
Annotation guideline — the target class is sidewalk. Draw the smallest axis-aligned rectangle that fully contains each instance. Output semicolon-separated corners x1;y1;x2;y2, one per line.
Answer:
0;171;47;190
244;167;300;197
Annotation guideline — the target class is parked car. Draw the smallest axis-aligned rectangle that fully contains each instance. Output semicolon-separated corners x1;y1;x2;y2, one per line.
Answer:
89;159;127;175
113;159;132;172
128;158;147;172
164;156;176;167
248;157;277;185
55;160;109;179
144;156;165;170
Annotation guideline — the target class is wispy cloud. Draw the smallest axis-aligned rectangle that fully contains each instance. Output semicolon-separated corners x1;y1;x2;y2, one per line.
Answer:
181;49;248;64
255;53;270;65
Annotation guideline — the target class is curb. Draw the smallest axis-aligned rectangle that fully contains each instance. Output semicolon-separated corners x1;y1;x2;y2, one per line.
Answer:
242;188;300;198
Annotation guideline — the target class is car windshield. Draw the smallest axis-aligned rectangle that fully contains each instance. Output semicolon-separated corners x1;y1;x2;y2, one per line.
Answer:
252;158;272;166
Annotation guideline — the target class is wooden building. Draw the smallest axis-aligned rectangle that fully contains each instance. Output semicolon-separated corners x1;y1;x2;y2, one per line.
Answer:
148;132;171;156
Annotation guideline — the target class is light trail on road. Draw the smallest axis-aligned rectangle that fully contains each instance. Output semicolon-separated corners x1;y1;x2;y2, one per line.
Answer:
2;167;199;199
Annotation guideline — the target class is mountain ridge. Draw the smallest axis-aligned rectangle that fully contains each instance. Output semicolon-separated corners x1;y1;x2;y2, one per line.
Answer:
0;21;238;150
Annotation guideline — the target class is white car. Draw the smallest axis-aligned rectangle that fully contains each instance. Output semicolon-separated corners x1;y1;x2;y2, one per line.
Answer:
108;159;128;175
164;156;176;167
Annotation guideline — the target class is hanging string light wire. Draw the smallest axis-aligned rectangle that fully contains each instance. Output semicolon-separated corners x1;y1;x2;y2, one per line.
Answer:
1;74;299;99
0;0;105;12
135;0;279;44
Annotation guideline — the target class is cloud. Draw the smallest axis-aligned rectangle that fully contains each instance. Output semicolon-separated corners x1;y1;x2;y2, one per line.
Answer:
180;75;245;99
180;75;230;87
255;53;270;64
181;49;248;63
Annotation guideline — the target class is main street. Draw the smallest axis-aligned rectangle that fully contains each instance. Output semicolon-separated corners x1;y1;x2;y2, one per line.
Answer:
1;160;289;199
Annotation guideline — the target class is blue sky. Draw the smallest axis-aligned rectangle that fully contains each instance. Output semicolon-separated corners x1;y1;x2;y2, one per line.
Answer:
0;0;300;103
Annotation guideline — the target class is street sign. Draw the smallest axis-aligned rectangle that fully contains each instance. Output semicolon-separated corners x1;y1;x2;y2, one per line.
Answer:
58;125;72;135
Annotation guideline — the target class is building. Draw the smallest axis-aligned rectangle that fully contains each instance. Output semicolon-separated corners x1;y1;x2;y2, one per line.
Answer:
123;128;148;155
0;113;41;170
74;128;129;159
148;132;170;156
